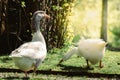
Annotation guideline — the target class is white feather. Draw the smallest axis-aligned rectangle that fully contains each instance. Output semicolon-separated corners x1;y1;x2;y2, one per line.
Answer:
62;47;79;61
78;39;106;64
10;41;46;71
60;39;106;65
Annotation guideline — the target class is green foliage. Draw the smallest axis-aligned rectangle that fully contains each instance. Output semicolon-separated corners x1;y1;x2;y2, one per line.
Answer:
45;0;75;49
72;34;81;43
21;1;26;7
64;25;74;45
111;26;120;36
110;26;120;47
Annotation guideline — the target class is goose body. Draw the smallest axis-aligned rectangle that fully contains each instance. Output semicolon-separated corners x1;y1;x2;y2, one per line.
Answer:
58;39;107;68
9;11;50;77
10;41;46;71
78;39;106;65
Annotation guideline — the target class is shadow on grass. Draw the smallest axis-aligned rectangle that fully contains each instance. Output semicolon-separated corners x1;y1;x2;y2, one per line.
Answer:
0;67;120;79
107;44;120;51
57;64;120;78
3;77;30;80
58;64;94;71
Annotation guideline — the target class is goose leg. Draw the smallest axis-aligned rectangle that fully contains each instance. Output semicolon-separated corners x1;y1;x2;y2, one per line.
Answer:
25;71;28;77
33;65;37;77
99;60;104;68
86;59;90;68
57;59;63;66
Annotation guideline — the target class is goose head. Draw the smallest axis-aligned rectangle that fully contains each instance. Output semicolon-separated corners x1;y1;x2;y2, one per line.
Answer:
31;11;50;33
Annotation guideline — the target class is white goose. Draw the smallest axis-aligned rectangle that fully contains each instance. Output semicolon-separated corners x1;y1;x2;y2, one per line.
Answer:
9;11;50;77
58;39;107;68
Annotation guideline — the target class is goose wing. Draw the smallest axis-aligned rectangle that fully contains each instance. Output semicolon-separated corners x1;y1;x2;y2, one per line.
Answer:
10;41;47;59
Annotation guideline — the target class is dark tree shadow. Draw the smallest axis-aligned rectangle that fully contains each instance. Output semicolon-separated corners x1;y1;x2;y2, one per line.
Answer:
3;77;30;80
57;64;120;78
0;68;120;79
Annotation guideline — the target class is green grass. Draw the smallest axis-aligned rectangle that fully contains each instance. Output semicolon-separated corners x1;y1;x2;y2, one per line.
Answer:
0;47;120;80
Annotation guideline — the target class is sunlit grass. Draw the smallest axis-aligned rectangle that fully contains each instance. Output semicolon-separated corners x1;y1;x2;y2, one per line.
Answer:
0;47;119;79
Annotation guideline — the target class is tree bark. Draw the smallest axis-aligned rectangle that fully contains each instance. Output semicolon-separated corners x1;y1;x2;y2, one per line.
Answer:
100;0;108;42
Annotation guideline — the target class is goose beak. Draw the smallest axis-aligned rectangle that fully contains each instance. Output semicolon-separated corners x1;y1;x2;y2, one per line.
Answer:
44;14;50;19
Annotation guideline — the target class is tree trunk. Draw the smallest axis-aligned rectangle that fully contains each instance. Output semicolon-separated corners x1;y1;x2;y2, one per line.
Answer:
100;0;108;42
